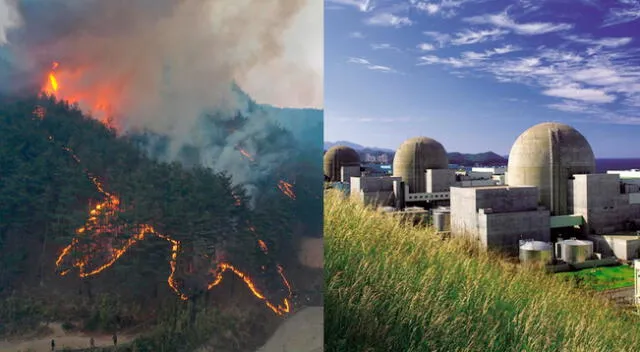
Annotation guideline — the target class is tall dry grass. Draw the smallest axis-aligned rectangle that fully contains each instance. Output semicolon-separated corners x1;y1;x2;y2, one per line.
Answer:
324;190;640;352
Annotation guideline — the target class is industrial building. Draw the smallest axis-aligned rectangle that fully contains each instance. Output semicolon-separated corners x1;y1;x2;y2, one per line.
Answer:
325;122;640;264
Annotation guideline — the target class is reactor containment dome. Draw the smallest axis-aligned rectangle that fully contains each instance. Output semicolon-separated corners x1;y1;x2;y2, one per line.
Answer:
393;137;448;193
507;122;595;216
324;145;361;182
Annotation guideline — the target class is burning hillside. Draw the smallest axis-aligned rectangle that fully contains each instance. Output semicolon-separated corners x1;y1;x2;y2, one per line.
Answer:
0;0;321;348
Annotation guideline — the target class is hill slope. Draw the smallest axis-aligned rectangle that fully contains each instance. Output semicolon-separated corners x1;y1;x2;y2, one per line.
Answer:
324;190;640;352
0;95;319;351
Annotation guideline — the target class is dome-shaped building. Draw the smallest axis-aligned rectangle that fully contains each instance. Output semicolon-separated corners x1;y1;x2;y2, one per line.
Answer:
507;122;595;215
393;137;448;193
323;145;361;182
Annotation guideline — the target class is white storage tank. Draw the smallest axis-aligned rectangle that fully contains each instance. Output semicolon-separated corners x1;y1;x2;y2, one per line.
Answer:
519;240;553;264
432;208;451;232
555;238;593;264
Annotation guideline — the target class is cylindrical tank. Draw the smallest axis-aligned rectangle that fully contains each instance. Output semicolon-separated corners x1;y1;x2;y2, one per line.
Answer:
433;212;445;231
556;239;593;264
519;241;553;264
393;137;448;193
323;145;360;182
507;122;595;215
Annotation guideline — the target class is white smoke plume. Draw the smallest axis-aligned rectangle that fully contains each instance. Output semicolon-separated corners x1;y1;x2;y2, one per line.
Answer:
0;0;21;45
2;0;323;204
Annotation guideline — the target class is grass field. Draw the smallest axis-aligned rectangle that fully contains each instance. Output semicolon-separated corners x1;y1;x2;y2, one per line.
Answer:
324;190;640;352
556;265;635;291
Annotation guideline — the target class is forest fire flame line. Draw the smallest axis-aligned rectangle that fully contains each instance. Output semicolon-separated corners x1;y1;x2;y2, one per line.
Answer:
37;64;293;315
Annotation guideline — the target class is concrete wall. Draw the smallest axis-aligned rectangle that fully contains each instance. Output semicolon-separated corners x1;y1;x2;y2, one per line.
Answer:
450;186;546;252
603;236;640;261
350;176;400;207
474;186;539;213
341;166;361;183
426;169;456;193
572;174;640;234
478;209;550;253
450;187;480;238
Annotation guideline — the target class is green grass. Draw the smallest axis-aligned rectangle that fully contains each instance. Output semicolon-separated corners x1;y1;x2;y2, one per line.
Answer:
556;265;635;291
324;190;640;352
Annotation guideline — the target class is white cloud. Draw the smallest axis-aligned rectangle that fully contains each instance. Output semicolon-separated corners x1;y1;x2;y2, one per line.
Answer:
603;0;640;26
566;35;633;48
418;55;477;68
547;100;592;113
416;2;440;14
451;28;508;45
348;57;398;73
417;43;436;51
464;11;573;35
543;84;616;103
412;0;471;17
570;67;635;86
349;31;365;39
423;31;451;47
461;45;519;60
371;43;401;51
366;12;413;27
326;0;375;12
419;45;518;67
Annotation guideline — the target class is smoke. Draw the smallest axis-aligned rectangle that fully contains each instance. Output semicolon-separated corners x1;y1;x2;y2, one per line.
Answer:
1;0;322;203
0;0;21;45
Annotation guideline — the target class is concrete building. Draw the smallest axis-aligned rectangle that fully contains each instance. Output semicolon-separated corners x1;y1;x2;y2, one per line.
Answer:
507;122;596;216
333;122;640;261
392;137;449;194
323;145;361;182
450;186;550;252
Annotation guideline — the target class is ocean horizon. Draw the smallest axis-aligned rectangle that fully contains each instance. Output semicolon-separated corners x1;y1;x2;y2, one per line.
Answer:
596;158;640;173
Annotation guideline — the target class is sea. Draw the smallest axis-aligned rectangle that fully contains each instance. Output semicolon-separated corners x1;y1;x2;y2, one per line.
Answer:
373;159;640;174
595;159;640;173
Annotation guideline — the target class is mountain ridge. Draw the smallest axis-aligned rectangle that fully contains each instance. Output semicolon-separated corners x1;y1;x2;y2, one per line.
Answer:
324;141;507;167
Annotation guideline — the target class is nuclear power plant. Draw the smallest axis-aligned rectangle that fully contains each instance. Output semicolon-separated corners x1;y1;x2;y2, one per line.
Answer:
325;122;640;265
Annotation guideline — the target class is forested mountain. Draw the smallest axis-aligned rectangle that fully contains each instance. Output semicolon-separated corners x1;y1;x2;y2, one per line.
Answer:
0;94;322;351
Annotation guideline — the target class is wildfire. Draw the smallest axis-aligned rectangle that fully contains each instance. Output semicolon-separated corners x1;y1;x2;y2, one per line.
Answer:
40;61;114;128
278;180;296;200
237;146;255;162
52;138;292;315
35;61;294;315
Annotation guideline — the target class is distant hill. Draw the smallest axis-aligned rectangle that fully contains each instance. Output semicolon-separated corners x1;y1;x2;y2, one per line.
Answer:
324;141;507;167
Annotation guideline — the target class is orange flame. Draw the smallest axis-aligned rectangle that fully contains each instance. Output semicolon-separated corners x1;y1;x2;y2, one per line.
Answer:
237;147;254;162
35;80;292;315
277;180;296;200
41;62;114;128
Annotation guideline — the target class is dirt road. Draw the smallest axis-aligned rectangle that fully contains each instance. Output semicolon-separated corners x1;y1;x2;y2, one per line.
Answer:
255;306;323;352
0;323;134;352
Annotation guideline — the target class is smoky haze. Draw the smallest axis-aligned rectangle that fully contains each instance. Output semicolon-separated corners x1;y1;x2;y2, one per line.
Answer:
1;0;322;204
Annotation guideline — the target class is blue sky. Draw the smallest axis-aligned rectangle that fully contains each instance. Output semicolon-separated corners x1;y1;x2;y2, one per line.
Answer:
324;0;640;158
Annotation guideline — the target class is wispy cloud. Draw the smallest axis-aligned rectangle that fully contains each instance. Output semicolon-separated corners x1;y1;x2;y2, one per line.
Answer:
417;43;437;51
566;35;633;48
451;28;508;45
418;44;517;67
423;31;451;47
326;0;375;12
542;84;616;103
371;43;402;51
464;11;573;35
349;31;365;39
461;45;520;60
366;12;413;27
412;0;473;18
603;0;640;27
348;57;399;73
